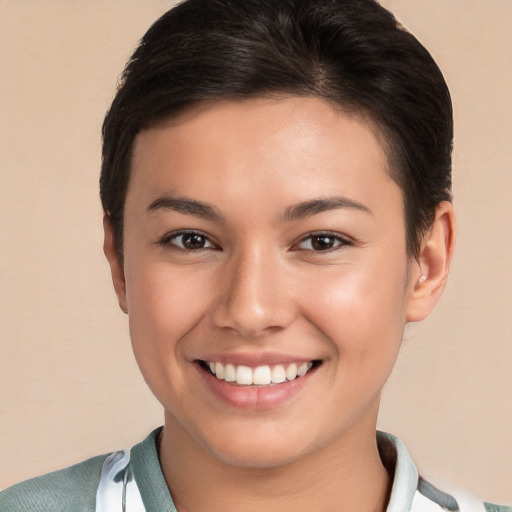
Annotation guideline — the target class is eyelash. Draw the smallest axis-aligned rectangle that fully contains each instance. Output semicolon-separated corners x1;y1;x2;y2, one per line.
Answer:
159;230;351;253
159;231;218;252
294;232;352;252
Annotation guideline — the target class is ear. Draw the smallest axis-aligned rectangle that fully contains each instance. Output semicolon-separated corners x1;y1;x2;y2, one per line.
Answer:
103;215;128;314
405;201;456;322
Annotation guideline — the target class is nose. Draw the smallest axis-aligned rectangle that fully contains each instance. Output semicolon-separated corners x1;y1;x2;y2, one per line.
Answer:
211;245;296;337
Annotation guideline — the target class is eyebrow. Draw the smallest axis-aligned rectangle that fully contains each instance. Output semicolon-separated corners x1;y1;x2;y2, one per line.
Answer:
147;196;224;221
147;195;371;222
283;197;372;221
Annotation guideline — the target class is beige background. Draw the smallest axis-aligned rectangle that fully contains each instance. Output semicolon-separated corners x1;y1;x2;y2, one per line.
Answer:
0;0;511;503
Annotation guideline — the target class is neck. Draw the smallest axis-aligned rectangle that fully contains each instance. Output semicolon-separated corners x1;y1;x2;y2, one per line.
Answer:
158;412;391;512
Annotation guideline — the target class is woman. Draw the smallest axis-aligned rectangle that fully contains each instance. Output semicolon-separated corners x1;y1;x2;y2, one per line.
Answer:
1;0;509;510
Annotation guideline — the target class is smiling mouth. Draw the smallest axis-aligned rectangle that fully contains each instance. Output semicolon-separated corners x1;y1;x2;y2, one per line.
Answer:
199;360;321;387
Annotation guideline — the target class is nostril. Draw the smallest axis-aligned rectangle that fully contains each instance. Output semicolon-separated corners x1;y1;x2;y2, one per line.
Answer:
211;292;297;337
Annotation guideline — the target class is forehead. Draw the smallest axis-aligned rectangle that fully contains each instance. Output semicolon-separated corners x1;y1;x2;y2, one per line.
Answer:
128;97;401;218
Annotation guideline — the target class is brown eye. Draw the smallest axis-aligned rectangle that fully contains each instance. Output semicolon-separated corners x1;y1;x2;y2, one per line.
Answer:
298;233;347;252
182;233;207;249
165;231;216;250
311;235;336;250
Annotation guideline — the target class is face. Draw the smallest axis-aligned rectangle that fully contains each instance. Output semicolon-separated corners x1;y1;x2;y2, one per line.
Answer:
111;97;423;468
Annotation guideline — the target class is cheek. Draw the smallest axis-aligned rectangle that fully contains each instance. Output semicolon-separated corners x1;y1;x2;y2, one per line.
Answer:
299;264;407;422
300;256;408;362
128;263;211;326
124;263;213;379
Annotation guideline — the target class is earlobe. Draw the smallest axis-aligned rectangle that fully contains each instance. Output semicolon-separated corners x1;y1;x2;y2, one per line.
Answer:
103;215;128;314
406;201;456;322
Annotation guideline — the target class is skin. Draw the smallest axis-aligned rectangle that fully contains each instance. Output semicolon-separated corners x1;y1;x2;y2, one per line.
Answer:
104;97;455;512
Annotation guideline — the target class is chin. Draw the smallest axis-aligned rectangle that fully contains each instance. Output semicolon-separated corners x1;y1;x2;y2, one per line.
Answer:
194;420;324;470
207;441;306;470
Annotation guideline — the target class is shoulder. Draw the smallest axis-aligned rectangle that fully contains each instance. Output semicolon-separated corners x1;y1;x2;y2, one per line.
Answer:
377;432;511;512
482;505;512;512
0;453;108;512
414;477;512;512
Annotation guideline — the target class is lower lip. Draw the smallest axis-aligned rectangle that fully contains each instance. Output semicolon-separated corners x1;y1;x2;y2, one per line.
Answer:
197;363;315;409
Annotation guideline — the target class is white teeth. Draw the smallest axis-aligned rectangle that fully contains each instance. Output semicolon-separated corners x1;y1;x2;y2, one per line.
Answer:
253;366;272;385
225;363;236;382
215;362;225;380
207;360;315;386
297;362;312;377
286;363;298;381
236;365;253;385
271;365;286;384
